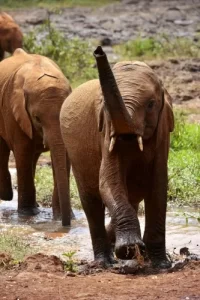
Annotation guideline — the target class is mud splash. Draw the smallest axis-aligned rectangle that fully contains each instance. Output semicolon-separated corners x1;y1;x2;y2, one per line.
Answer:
0;169;199;262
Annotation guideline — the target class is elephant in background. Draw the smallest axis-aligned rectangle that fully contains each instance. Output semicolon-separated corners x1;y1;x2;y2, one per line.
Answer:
0;12;23;61
0;48;72;226
60;46;174;268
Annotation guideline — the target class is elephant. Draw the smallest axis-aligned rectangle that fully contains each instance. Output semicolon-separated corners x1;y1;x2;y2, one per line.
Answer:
0;12;23;61
60;46;174;268
0;48;72;226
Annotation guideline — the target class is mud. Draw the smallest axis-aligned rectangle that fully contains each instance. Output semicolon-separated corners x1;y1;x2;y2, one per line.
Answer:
9;0;200;45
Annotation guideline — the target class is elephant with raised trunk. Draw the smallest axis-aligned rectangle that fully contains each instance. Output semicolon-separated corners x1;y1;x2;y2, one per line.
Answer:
0;12;23;60
60;46;174;268
0;48;72;226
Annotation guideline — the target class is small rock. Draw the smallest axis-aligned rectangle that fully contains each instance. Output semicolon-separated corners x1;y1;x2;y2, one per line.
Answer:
66;271;76;277
174;20;193;26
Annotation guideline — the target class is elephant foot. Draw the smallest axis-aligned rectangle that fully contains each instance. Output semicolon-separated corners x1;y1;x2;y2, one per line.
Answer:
18;206;40;216
115;233;145;260
151;257;172;269
53;208;75;220
146;242;172;269
94;252;116;268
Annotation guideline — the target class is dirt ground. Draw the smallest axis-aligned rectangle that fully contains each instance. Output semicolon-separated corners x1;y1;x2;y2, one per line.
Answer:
0;254;200;300
2;0;200;298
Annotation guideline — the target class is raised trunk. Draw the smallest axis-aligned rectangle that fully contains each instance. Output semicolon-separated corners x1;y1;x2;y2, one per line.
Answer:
94;46;134;135
48;134;71;226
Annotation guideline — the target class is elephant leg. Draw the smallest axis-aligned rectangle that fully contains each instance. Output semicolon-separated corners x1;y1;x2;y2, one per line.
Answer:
51;153;74;220
143;153;171;269
0;137;13;200
14;145;39;215
106;219;115;247
80;190;114;266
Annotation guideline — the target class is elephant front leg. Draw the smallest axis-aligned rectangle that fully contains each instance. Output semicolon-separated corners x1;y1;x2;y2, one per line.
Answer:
144;156;171;269
0;137;13;200
80;191;114;266
14;146;39;215
100;156;145;260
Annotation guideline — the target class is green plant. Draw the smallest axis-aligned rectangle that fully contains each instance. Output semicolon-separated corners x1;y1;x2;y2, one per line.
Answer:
170;111;200;151
0;231;33;267
115;35;200;59
35;166;81;209
1;0;119;9
62;250;77;272
24;17;97;85
168;111;200;206
35;166;53;207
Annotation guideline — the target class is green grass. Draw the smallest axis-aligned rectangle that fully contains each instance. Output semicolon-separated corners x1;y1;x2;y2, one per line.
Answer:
115;35;200;59
24;19;97;86
35;166;81;209
0;231;34;267
168;111;200;206
1;0;118;9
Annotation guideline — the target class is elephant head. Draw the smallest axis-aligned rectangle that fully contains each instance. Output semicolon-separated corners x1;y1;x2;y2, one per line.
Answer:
0;13;23;60
94;46;174;153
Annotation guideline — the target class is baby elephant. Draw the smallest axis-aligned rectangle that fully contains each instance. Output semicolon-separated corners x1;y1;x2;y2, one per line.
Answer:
60;46;174;268
0;12;23;60
0;48;72;226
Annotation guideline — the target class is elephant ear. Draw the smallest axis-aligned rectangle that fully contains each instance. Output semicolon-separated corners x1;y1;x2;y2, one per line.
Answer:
163;88;174;133
156;88;174;148
10;72;33;139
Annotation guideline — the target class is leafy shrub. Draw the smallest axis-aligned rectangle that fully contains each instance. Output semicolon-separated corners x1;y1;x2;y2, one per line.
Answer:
24;18;97;85
115;35;200;59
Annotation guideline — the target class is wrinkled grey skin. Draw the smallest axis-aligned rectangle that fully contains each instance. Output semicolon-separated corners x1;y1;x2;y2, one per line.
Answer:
60;46;174;268
0;48;72;226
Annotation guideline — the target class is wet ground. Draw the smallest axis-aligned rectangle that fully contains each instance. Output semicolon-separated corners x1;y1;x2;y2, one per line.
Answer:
0;181;200;300
0;169;199;263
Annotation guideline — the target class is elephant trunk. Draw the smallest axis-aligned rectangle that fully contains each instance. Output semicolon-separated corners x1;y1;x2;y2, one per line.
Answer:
93;46;134;136
48;132;71;226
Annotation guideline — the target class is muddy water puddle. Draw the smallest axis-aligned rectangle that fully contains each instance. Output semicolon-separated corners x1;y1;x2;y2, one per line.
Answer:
0;169;199;261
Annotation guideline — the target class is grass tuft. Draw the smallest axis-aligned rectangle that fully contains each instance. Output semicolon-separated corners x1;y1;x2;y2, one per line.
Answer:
115;35;200;59
0;231;34;267
1;0;119;9
168;111;200;206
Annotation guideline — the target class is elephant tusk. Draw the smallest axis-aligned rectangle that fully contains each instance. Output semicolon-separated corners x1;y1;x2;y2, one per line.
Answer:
109;136;116;152
137;136;143;152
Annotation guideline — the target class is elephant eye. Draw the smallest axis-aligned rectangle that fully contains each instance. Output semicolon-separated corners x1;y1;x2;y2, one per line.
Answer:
147;100;155;110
